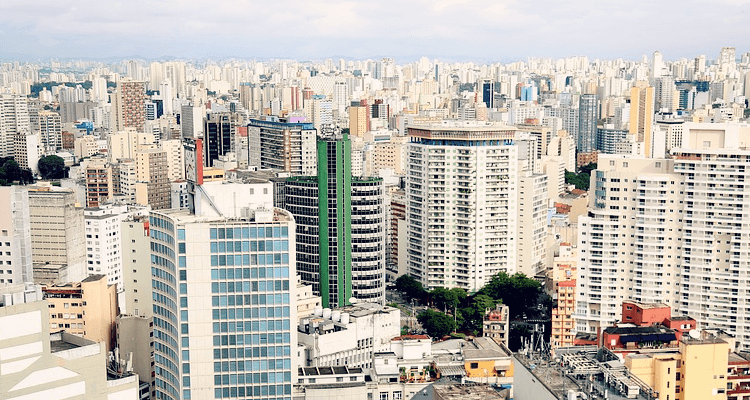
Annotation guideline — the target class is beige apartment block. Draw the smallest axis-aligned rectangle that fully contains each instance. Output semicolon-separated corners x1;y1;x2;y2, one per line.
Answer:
0;290;138;400
28;185;86;283
43;274;118;352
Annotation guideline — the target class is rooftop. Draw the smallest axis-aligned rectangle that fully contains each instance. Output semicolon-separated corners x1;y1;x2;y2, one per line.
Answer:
623;300;670;310
392;335;430;341
50;331;97;353
410;381;509;400
299;366;363;376
515;346;656;400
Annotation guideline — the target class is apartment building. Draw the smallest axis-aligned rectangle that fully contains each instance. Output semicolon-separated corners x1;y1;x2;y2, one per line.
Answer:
405;121;520;291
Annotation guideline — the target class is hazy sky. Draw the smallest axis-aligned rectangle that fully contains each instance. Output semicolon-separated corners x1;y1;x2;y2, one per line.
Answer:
1;0;749;62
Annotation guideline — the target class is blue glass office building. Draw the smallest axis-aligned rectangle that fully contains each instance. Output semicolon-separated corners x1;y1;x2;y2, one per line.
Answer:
150;208;296;400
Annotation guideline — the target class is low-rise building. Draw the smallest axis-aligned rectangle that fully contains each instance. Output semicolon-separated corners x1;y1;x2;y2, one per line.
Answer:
43;274;118;352
297;303;401;369
296;276;322;319
0;284;138;400
483;304;510;347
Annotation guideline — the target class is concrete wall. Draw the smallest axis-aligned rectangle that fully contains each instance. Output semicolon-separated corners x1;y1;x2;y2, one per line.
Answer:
511;356;559;400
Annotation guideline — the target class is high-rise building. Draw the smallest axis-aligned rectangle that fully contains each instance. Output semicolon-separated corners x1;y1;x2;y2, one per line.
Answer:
654;76;677;113
107;127;155;162
161;138;185;182
0;93;30;158
306;95;333;133
85;157;113;207
84;204;146;291
135;148;170;210
149;204;296;400
577;94;598;153
28;185;86;283
405;122;520;291
387;189;407;281
111;79;146;133
181;104;204;138
629;82;655;155
516;173;548;276
39;110;62;152
284;134;386;308
204;112;236;167
0;186;32;285
348;102;368;137
250;118;317;176
577;124;750;349
12;132;42;174
120;215;153;316
548;244;577;348
596;125;630;154
481;79;495;108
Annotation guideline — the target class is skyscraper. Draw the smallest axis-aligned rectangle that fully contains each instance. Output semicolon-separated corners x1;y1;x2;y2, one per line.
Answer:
204;112;236;167
0;186;32;285
111;79;146;133
250;118;317;176
405;122;521;291
481;79;495;108
577;94;598;153
39;110;62;152
576;124;750;349
28;185;86;283
135;148;170;210
284;134;386;308
629;82;655;155
0;93;30;158
150;180;296;400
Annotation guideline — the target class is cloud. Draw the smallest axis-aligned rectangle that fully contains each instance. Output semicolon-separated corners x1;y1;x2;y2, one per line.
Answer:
0;0;747;61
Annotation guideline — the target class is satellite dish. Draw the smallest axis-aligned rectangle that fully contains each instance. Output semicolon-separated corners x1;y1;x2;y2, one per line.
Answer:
349;297;358;304
688;330;700;339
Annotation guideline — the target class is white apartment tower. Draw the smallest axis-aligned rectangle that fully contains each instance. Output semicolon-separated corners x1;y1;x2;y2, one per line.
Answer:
0;93;30;158
0;187;33;285
405;122;519;291
576;156;682;333
576;123;750;349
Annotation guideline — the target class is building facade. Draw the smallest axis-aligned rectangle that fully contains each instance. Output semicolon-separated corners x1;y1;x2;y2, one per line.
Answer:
0;186;32;285
251;118;317;176
285;134;386;308
150;207;297;400
405;122;520;291
28;185;86;282
577;94;598;153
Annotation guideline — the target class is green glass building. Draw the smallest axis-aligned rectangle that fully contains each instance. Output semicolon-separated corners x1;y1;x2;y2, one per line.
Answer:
285;134;385;308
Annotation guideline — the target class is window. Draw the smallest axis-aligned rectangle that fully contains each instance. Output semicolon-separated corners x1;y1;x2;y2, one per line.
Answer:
380;393;389;400
470;362;479;369
393;392;402;400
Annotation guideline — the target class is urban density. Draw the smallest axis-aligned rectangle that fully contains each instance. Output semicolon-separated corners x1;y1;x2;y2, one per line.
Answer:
1;46;750;400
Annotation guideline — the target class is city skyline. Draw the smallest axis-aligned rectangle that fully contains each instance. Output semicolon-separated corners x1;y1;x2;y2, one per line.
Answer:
1;0;749;62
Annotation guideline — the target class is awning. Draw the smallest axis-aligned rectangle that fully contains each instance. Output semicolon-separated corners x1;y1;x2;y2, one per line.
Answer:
438;365;466;376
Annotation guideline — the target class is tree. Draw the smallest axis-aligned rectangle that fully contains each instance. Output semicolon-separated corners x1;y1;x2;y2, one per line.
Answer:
478;272;541;319
564;163;597;191
38;155;68;180
0;159;21;183
458;294;498;332
430;287;457;312
450;288;467;307
417;310;456;339
394;275;427;302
